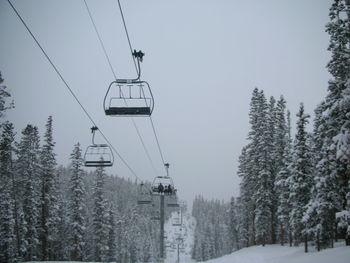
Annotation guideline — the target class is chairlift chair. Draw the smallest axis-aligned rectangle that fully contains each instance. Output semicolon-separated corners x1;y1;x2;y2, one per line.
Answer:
172;217;182;226
84;126;114;167
137;183;152;205
103;50;154;117
152;176;176;195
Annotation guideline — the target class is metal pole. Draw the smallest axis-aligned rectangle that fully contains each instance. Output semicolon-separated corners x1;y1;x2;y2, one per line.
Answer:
177;243;180;263
160;193;165;263
165;163;169;177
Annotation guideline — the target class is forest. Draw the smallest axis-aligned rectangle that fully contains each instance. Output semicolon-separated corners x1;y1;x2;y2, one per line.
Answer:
0;111;165;261
191;0;350;260
1;0;350;263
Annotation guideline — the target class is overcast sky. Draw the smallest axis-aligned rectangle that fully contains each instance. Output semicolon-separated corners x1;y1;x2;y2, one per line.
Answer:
1;0;332;204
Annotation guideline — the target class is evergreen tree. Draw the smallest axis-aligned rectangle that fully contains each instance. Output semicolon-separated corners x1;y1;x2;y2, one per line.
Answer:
237;146;252;248
275;102;292;246
288;103;312;247
228;197;238;251
38;116;57;260
54;166;70;260
16;124;41;260
0;72;14;123
235;197;249;249
254;91;272;246
304;0;350;248
68;143;86;261
0;122;16;262
191;196;231;261
92;165;108;261
106;205;117;262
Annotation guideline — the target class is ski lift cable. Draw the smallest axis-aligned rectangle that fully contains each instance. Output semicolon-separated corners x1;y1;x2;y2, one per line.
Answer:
115;0;168;173
149;116;166;168
116;0;139;75
83;0;159;176
6;0;141;181
83;0;118;80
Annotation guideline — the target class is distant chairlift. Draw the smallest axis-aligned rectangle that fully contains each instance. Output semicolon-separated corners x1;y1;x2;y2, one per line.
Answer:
84;126;114;167
137;182;152;205
172;211;182;226
152;163;177;195
151;176;177;195
104;50;154;117
167;196;180;208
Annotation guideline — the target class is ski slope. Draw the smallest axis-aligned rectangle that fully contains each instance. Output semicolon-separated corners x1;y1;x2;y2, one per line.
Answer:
25;243;350;263
205;243;350;263
163;210;349;263
25;213;349;263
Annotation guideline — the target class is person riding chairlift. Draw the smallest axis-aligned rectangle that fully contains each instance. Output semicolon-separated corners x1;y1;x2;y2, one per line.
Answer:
167;184;172;195
158;183;164;193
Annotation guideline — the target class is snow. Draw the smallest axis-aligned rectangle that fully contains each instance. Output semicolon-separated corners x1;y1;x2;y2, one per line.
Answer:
24;243;350;263
336;210;350;219
24;213;350;263
23;243;350;263
202;243;350;263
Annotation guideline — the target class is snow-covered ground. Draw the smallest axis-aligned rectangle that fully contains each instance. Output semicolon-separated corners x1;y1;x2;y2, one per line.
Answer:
25;242;350;263
200;242;350;263
163;210;349;263
26;213;349;263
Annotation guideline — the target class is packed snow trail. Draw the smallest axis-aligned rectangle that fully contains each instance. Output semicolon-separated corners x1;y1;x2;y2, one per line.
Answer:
24;243;350;263
201;243;350;263
164;209;349;263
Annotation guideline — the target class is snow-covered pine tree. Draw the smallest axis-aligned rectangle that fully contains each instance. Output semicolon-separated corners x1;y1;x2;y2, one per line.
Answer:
302;102;337;250
68;143;86;261
275;100;292;246
328;0;350;246
288;103;312;248
0;72;14;124
54;166;71;260
304;0;350;248
235;196;249;249
237;146;251;248
191;196;231;261
240;88;263;246
228;197;239;251
92;165;108;261
16;124;41;260
106;205;116;262
267;96;279;244
0;121;16;262
38;116;58;260
254;91;273;246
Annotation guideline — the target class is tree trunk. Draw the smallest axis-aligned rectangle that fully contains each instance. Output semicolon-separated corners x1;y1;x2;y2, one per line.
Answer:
289;230;293;247
271;208;276;244
334;220;338;242
304;234;308;253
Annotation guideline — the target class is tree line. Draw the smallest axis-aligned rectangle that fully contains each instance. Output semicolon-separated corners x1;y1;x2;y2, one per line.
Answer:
230;0;350;253
191;195;231;261
0;77;161;262
191;0;349;260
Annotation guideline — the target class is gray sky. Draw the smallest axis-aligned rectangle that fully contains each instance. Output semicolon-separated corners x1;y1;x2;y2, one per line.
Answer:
1;0;332;204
